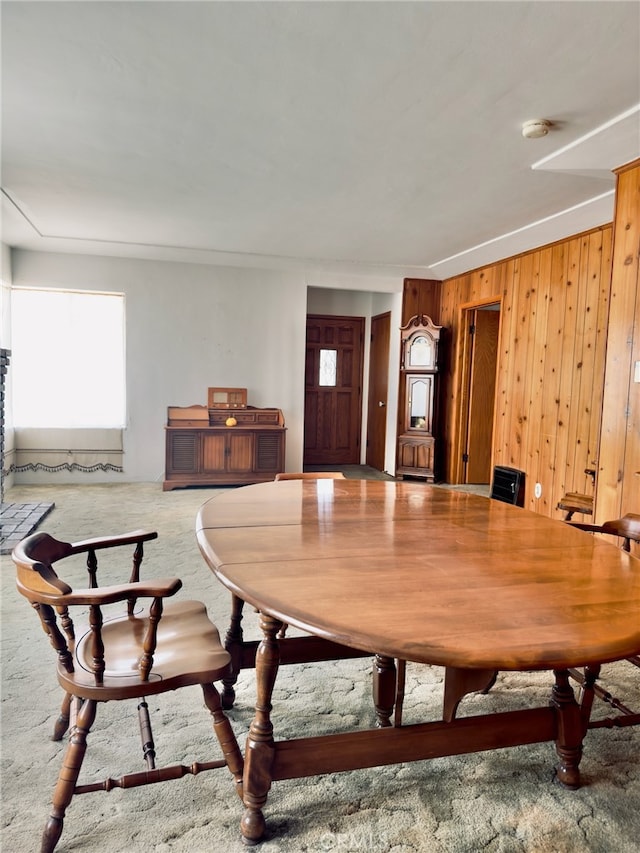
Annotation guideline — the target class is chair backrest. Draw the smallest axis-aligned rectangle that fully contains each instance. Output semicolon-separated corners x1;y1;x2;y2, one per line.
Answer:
13;531;75;595
274;471;346;481
490;466;525;507
13;529;172;685
569;513;640;552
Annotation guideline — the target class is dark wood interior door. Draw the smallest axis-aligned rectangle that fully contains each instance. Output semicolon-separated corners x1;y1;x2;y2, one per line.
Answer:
304;315;364;465
366;312;390;471
464;307;500;483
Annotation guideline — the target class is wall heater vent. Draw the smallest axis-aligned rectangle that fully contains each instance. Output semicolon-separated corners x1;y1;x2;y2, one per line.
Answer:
490;466;525;507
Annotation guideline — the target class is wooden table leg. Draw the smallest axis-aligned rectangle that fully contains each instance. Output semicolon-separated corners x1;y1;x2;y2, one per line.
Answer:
394;659;407;727
373;654;396;727
222;594;245;709
575;663;601;735
443;667;498;722
241;611;282;846
551;668;583;789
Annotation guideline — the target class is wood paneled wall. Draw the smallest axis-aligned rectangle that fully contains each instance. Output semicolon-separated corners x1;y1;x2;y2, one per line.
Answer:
398;279;442;463
597;160;640;524
438;224;614;517
402;278;441;325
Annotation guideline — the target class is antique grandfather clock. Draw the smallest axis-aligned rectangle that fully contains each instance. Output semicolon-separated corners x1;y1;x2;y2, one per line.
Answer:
396;314;443;482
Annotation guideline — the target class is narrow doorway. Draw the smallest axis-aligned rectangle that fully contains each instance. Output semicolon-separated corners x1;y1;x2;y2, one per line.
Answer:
303;315;365;465
366;312;390;472
460;303;501;484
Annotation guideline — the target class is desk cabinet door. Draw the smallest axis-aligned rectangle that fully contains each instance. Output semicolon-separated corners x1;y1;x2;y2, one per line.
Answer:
255;431;284;473
202;430;254;474
201;432;256;474
226;433;255;473
202;433;227;473
167;431;199;474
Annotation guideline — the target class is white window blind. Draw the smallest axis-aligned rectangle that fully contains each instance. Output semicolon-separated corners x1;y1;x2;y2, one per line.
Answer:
11;287;126;428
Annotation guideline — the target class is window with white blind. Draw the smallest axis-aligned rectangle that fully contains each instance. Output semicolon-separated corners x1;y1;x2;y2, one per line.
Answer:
11;287;126;428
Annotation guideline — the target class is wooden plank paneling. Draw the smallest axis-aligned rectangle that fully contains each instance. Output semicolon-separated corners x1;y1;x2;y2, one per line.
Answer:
574;231;606;487
627;262;640;545
507;252;535;472
438;274;467;475
598;161;640;526
402;279;441;325
439;224;614;518
492;260;516;472
525;247;552;511
588;226;612;481
433;186;640;528
565;233;591;484
547;238;581;514
536;243;567;515
398;280;442;461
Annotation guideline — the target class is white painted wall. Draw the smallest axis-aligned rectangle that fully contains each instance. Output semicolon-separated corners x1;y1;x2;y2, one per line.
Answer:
1;244;15;491
1;244;11;343
9;250;404;483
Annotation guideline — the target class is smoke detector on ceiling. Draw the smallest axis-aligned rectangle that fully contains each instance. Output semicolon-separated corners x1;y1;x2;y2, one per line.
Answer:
522;119;552;139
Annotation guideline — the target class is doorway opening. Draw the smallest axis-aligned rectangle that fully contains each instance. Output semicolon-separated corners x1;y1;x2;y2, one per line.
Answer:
365;312;391;473
457;300;501;485
303;315;365;466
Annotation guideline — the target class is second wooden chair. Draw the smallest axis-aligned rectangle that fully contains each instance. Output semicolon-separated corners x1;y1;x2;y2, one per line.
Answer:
13;529;244;853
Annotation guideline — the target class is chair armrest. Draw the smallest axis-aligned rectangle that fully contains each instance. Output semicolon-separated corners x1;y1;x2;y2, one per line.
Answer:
567;522;603;534
68;530;159;592
51;577;182;607
69;530;158;554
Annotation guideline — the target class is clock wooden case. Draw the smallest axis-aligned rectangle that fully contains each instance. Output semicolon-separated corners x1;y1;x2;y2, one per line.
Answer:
396;315;443;482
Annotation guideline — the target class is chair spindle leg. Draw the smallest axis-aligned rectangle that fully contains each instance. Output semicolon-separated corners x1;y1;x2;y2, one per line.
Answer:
201;683;244;799
138;700;156;770
43;698;97;853
52;692;73;741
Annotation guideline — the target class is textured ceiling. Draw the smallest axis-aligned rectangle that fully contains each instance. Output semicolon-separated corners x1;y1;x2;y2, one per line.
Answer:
2;1;639;279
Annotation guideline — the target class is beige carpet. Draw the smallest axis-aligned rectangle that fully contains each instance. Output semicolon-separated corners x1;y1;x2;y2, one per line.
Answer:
2;482;639;853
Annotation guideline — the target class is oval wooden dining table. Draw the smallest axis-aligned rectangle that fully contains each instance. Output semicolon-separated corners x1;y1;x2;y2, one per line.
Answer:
196;478;640;845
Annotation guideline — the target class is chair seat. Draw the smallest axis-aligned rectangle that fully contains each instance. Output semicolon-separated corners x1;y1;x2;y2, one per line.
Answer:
557;492;593;516
62;600;231;700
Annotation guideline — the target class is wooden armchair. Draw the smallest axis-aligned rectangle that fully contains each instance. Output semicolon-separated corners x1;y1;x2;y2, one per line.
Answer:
567;513;640;552
566;513;640;725
12;529;244;853
568;513;640;666
556;467;597;520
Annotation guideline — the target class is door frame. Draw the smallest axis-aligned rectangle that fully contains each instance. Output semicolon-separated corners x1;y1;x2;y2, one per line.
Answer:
453;296;503;484
366;312;391;472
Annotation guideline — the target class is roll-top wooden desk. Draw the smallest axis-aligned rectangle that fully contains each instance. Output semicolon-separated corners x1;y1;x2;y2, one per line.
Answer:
163;403;286;490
